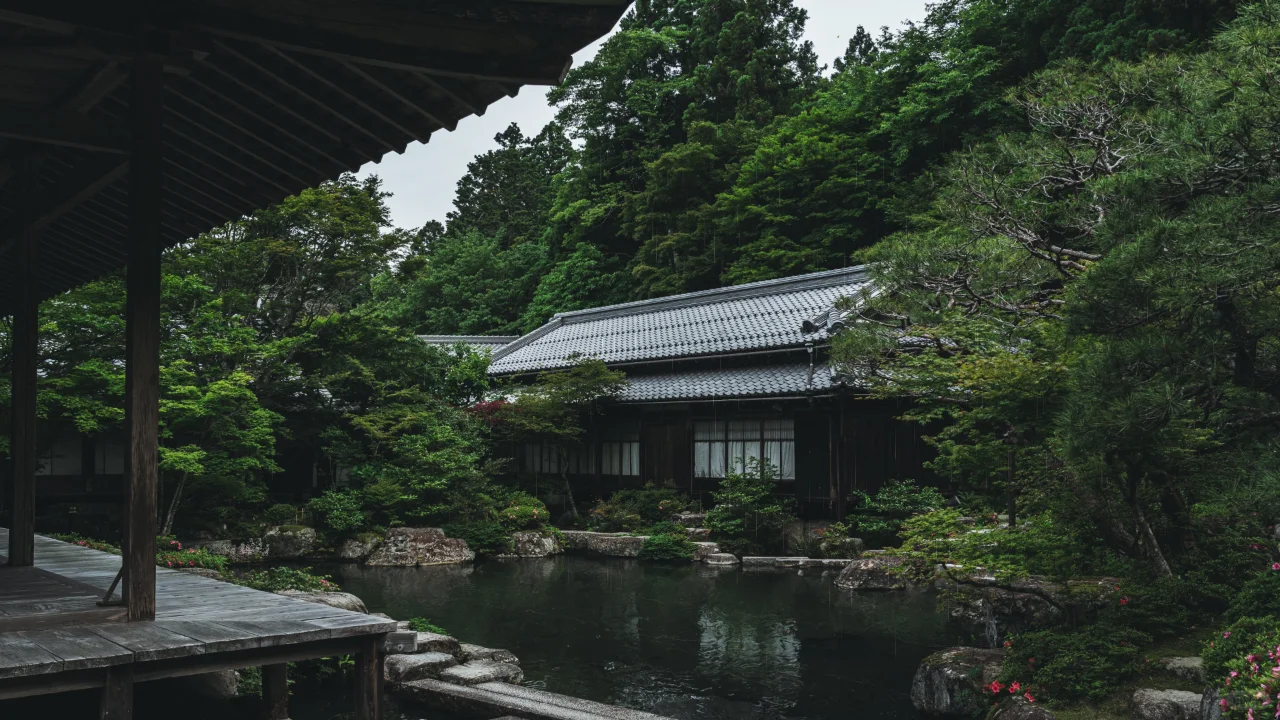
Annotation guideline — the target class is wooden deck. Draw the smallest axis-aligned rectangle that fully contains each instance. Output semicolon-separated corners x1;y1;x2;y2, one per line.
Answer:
0;529;394;702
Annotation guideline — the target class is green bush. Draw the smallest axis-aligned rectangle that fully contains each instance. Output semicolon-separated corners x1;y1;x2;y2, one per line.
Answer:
494;491;551;531
235;566;338;593
1202;617;1280;719
157;538;228;572
443;519;512;556
50;533;120;554
407;617;449;635
587;484;693;533
262;503;299;526
999;624;1149;703
706;459;796;556
307;490;366;537
1224;567;1280;623
848;480;947;548
640;532;695;560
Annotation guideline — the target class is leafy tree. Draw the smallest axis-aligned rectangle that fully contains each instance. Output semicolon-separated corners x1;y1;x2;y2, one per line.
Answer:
705;459;796;555
493;360;628;518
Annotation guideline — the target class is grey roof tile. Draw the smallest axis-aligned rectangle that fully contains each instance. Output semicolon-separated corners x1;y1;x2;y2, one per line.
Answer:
418;335;520;354
490;267;870;374
617;363;836;402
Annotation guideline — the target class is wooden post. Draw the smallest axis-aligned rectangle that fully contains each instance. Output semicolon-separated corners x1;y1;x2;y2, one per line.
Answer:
7;219;38;567
263;663;289;720
100;665;134;720
353;635;383;720
122;52;163;622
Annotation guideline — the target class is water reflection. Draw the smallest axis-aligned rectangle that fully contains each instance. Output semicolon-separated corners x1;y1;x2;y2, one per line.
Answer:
323;557;973;720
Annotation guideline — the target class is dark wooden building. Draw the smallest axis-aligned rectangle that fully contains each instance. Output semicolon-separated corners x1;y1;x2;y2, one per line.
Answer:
487;267;933;519
0;2;627;717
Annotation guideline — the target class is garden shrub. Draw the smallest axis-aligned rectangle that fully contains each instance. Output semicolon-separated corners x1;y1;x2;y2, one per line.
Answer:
236;566;338;592
307;490;366;538
847;480;947;548
407;617;449;635
262;503;299;526
1202;617;1280;720
1224;566;1280;623
443;518;512;556
493;490;551;531
706;460;795;556
156;538;228;572
999;624;1149;703
587;484;694;533
50;533;120;554
640;531;695;560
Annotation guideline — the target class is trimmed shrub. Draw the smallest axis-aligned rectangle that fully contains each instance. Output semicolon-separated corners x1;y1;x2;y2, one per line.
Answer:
262;503;299;526
999;624;1149;703
640;532;695;561
235;566;338;593
407;617;449;635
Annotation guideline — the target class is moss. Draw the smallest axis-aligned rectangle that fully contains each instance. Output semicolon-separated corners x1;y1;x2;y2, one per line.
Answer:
277;524;312;533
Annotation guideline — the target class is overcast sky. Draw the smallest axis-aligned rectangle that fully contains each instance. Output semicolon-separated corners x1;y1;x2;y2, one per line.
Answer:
358;0;932;231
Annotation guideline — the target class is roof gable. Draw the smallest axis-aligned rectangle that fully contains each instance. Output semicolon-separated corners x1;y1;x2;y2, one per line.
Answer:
489;267;870;375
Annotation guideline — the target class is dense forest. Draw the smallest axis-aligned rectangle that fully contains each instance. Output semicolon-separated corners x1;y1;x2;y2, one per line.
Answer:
4;0;1280;717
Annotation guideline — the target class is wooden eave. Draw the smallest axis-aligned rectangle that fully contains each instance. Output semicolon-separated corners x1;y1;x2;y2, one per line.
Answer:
0;0;629;314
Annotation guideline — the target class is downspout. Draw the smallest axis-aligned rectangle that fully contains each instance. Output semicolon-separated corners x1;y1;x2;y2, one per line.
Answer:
805;342;815;396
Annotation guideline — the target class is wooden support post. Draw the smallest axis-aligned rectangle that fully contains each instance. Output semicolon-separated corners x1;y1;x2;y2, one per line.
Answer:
353;635;383;720
121;52;164;622
7;169;39;567
99;665;134;720
263;663;289;720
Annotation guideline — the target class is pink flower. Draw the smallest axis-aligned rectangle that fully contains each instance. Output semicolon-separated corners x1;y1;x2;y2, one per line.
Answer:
166;561;172;567
1024;693;1036;703
988;681;1004;693
1120;597;1130;606
1272;563;1280;571
1227;632;1234;639
1009;681;1022;693
188;560;194;567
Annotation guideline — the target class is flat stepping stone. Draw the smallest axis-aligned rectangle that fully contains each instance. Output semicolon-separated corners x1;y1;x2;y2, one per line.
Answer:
460;643;519;664
440;659;524;686
385;651;457;683
703;553;739;566
394;678;675;719
416;631;461;655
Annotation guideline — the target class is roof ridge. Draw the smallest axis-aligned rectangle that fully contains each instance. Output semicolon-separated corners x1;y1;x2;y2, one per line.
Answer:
550;266;868;325
489;317;563;364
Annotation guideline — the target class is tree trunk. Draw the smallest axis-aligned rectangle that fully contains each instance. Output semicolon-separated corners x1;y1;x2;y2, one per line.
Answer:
1006;450;1018;529
1133;500;1173;577
562;472;578;518
162;472;187;537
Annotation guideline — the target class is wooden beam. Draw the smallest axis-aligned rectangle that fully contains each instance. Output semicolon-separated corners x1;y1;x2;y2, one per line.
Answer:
121;53;163;623
263;664;289;720
98;665;133;720
182;8;573;85
353;635;384;720
0;108;127;153
7;169;39;568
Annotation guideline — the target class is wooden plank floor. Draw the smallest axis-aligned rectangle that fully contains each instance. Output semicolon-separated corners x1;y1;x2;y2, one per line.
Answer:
0;528;394;686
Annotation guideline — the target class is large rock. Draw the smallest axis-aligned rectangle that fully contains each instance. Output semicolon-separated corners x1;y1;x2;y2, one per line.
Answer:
190;538;264;564
416;632;462;655
1200;689;1223;720
264;525;317;559
1157;657;1205;684
691;541;720;561
366;528;475;567
938;573;1119;637
458;644;519;665
991;698;1056;719
511;531;562;558
439;659;524;686
338;533;384;562
275;590;367;614
910;647;1005;716
672;513;706;528
704;553;740;566
820;536;865;559
384;652;458;683
835;555;910;591
1132;689;1202;720
560;531;645;558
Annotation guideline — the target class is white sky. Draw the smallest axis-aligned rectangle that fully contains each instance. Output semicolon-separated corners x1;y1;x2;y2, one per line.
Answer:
359;0;932;231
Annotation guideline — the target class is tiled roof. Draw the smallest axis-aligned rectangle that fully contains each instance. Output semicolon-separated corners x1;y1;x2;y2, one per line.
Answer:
418;335;520;354
489;266;870;374
617;363;838;402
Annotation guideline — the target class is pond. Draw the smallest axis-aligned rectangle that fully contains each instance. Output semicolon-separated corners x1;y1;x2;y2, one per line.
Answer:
314;556;977;720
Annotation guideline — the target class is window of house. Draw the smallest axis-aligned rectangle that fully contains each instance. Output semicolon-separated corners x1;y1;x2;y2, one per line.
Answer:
523;443;597;475
35;436;83;476
95;439;124;476
694;418;794;480
601;432;640;477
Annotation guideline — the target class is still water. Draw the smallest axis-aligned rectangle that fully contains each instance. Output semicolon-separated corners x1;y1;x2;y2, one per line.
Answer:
320;556;971;720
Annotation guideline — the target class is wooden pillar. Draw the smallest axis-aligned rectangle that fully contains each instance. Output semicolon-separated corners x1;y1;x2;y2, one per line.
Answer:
100;665;134;720
7;219;38;567
263;663;289;720
353;635;383;720
122;52;163;622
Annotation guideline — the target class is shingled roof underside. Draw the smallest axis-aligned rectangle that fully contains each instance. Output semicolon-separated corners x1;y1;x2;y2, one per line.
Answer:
617;363;835;402
489;268;870;374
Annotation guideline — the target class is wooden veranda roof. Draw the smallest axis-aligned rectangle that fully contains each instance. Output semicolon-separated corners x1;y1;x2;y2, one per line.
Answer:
0;0;629;315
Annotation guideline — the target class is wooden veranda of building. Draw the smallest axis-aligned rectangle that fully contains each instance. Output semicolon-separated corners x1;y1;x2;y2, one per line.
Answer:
0;1;628;717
